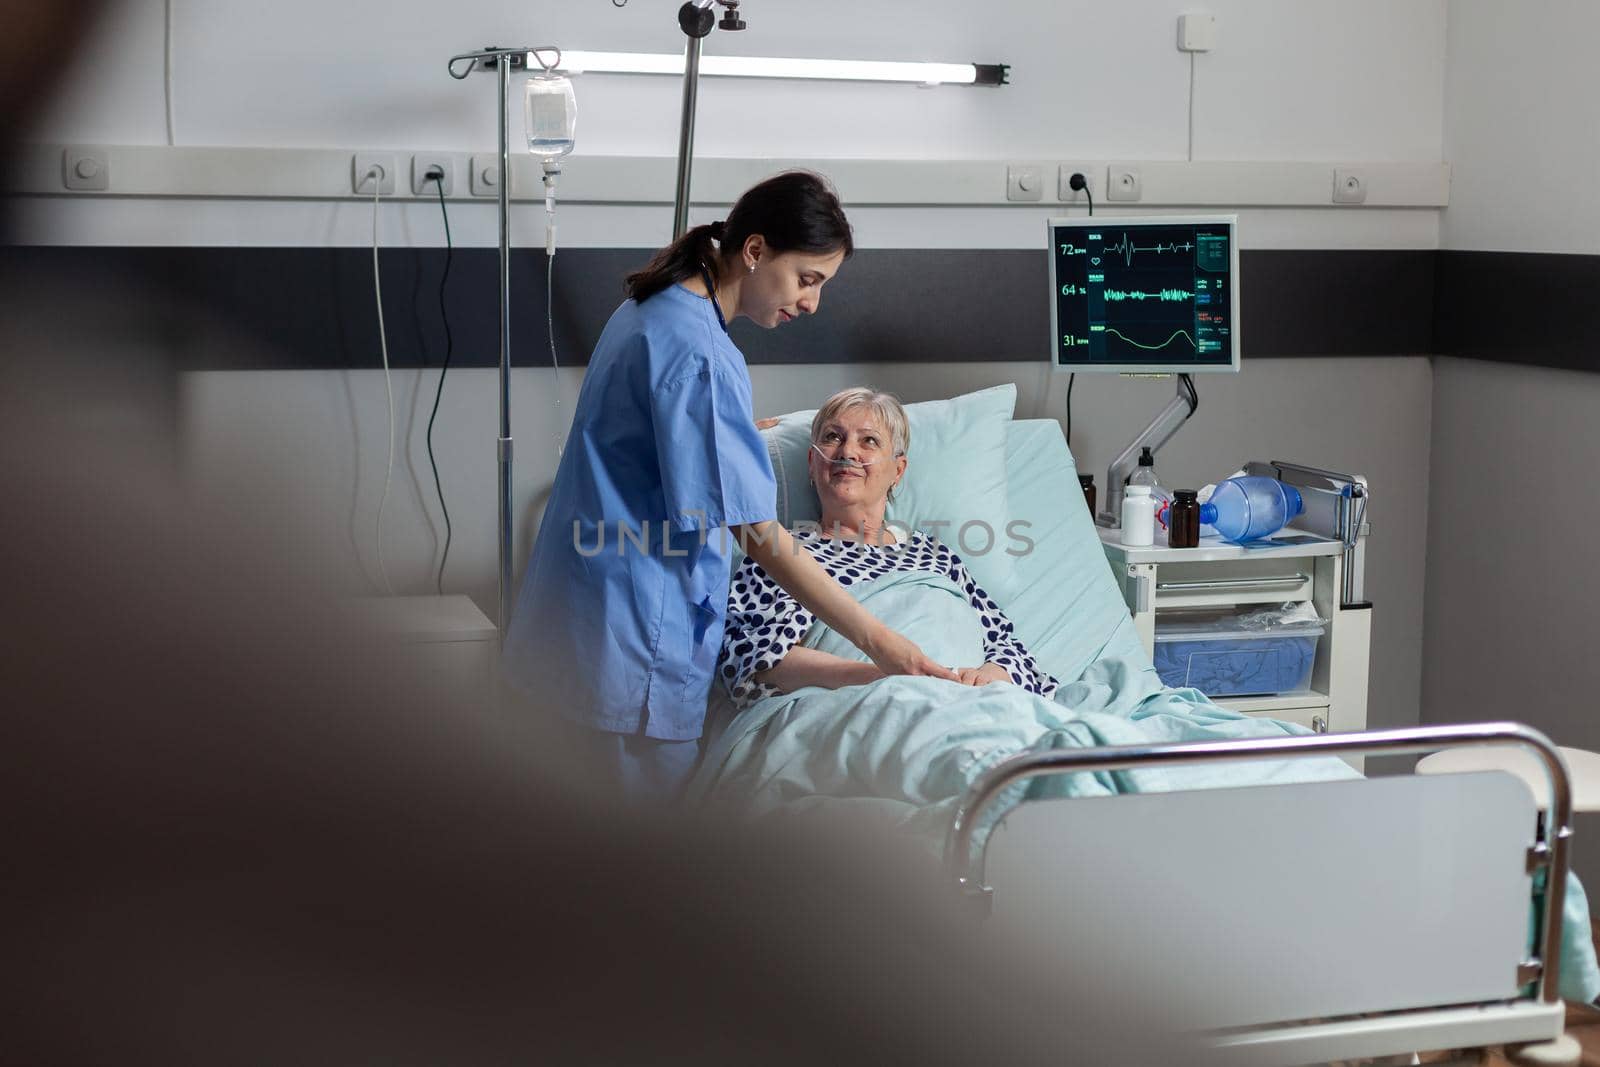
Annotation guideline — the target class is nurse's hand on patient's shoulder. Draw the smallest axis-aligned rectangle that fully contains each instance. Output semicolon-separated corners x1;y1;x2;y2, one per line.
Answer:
863;624;962;683
755;417;780;430
955;664;1011;687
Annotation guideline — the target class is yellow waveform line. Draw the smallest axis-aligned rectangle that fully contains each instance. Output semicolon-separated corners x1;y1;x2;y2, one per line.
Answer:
1102;327;1197;351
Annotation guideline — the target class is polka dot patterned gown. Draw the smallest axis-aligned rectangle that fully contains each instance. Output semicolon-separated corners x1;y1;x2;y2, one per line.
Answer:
719;529;1058;710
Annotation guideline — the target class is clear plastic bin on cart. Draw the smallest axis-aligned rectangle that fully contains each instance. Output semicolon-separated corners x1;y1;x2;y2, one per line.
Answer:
1153;604;1325;698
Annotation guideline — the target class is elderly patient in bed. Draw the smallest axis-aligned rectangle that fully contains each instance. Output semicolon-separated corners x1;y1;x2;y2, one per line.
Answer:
718;387;1055;711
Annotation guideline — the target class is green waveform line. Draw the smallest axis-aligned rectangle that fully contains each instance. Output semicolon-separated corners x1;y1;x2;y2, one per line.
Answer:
1102;327;1198;351
1103;234;1197;267
1103;288;1195;302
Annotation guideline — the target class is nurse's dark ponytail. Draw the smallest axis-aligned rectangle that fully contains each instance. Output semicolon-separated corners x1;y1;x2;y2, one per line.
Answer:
624;170;854;303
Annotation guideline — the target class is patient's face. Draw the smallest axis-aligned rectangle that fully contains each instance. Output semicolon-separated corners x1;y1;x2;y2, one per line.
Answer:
809;405;907;519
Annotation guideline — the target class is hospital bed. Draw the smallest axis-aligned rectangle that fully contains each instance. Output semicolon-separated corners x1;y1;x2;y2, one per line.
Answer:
708;403;1587;1062
956;417;1584;1064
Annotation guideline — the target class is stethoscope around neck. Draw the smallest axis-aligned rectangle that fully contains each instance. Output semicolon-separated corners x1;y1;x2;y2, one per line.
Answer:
699;265;728;333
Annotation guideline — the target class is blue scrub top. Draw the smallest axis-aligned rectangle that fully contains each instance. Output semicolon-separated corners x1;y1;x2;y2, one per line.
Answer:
503;283;777;740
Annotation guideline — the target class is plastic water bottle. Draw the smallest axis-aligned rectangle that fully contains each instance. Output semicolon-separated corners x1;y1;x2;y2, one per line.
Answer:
1127;446;1160;490
1128;447;1173;528
1198;476;1305;543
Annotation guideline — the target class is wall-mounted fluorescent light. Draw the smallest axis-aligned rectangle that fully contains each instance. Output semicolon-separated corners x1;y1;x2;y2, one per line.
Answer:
553;50;1008;86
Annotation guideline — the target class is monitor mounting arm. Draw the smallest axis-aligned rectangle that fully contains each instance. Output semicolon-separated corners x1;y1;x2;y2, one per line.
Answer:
1098;376;1198;528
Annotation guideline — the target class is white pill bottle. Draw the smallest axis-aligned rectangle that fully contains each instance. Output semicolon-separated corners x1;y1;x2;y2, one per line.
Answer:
1121;484;1156;547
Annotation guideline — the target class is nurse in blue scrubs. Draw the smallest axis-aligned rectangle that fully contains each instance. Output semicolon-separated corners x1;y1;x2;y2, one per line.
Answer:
503;171;955;799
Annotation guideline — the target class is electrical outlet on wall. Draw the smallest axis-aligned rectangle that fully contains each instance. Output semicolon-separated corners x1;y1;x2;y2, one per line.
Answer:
353;153;397;195
62;147;110;191
1006;164;1044;202
1106;165;1143;202
411;154;455;196
470;155;502;197
1058;165;1098;202
1333;168;1368;204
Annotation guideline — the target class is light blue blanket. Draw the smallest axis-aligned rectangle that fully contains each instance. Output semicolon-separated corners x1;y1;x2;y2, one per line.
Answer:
689;569;1600;1003
691;570;1356;825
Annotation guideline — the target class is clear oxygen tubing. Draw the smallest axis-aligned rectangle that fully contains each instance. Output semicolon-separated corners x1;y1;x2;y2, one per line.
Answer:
809;443;908;471
810;443;883;470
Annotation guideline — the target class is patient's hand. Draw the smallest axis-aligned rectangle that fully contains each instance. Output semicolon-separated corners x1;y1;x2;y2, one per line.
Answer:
955;663;1011;687
754;417;781;430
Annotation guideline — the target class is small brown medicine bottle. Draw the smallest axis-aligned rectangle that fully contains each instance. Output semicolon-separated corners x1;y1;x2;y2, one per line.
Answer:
1078;473;1096;517
1168;489;1201;548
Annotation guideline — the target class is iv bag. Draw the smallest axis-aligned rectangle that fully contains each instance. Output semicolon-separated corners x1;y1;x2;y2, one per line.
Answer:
525;72;576;158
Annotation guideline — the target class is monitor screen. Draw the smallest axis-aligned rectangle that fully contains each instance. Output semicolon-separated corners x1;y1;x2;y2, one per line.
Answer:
1048;214;1240;373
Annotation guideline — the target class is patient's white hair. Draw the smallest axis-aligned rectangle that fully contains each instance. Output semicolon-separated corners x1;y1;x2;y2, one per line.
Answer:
810;387;909;458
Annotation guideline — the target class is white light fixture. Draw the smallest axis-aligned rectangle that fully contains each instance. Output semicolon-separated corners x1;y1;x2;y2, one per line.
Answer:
554;50;1008;86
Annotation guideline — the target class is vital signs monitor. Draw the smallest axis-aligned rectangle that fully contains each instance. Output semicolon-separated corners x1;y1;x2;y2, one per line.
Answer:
1048;214;1240;374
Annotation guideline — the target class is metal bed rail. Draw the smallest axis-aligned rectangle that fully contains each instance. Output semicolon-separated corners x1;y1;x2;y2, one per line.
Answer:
942;722;1573;1006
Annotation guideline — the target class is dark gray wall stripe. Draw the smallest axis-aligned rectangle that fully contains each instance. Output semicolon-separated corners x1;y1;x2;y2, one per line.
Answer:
1245;249;1436;357
0;244;1477;371
1434;251;1600;373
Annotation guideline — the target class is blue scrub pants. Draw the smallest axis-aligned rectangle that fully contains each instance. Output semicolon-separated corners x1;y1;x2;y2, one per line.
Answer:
561;720;701;803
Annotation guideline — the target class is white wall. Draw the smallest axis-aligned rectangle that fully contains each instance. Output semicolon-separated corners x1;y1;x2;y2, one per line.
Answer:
1431;0;1600;889
1425;357;1600;736
21;0;1449;252
1424;357;1600;887
1429;3;1600;745
1440;0;1600;254
36;0;1445;162
27;0;1451;734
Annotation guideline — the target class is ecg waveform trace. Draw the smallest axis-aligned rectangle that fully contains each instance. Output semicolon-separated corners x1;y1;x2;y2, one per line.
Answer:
1102;233;1196;268
1103;288;1195;303
1052;219;1234;370
1100;327;1197;352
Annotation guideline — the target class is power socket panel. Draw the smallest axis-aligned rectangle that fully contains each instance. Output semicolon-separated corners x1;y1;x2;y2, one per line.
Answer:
352;152;397;195
1006;164;1044;202
1057;165;1098;203
411;154;455;196
470;155;502;197
1332;168;1368;204
63;147;110;191
1106;165;1143;202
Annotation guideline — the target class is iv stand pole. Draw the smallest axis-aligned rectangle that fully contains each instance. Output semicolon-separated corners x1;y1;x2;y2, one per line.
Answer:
495;52;513;647
672;1;737;238
449;46;537;645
